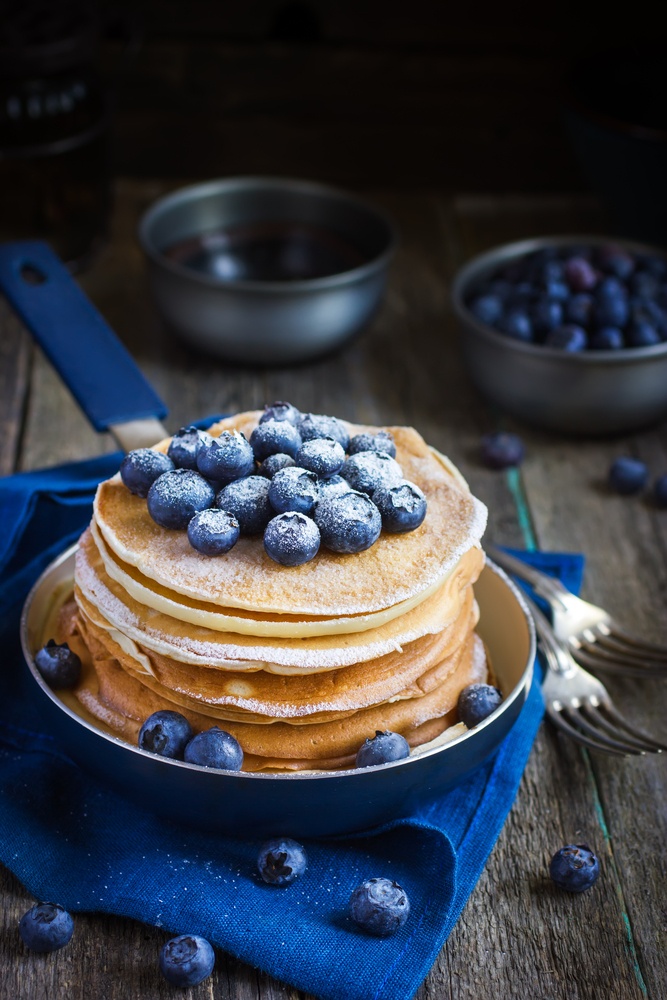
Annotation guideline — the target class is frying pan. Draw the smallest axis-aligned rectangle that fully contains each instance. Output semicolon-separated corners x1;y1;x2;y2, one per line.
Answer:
1;240;536;838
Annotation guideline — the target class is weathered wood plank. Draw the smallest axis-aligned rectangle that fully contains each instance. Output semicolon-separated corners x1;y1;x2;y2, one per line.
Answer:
0;299;31;476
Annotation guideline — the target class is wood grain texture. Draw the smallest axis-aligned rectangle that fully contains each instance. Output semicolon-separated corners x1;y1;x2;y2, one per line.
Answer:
1;181;665;999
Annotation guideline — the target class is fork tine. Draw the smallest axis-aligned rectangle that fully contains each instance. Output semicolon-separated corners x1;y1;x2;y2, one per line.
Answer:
598;700;667;752
560;707;647;756
572;645;667;677
545;705;633;757
579;704;663;754
604;625;667;660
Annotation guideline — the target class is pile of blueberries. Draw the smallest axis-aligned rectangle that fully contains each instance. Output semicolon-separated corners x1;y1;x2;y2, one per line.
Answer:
466;243;667;350
120;402;428;567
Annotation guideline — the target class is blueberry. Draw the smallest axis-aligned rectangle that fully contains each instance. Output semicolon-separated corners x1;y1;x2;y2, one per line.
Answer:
259;400;301;426
250;419;302;461
19;902;74;952
216;475;272;534
627;321;661;347
295;436;345;478
630;296;665;327
596;276;627;300
469;293;504;326
499;308;533;341
349;878;410;937
543;279;570;302
597;245;634;280
341;451;403;495
196;430;255;482
532;297;563;335
317;474;353;501
565;293;594;327
654;474;667;508
315;491;382;554
184;727;243;770
355;730;410;767
457;683;503;727
594;292;629;329
120;448;174;498
372;481;427;533
608;457;648;495
480;431;525;470
34;639;81;688
268;466;320;515
257;837;308;886
264;512;320;566
564;256;597;292
631;270;660;299
187;508;240;555
258;453;295;478
347;431;397;459
549;844;600;893
138;710;193;759
298;413;350;451
589;326;624;350
167;426;205;470
544;324;587;351
159;934;215;987
146;469;215;530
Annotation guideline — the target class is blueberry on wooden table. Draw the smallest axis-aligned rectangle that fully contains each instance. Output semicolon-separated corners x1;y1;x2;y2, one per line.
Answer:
257;837;308;886
608;457;648;495
480;431;525;470
138;710;193;760
159;934;215;987
19;902;74;952
34;639;81;688
549;844;600;892
348;878;410;937
355;730;410;768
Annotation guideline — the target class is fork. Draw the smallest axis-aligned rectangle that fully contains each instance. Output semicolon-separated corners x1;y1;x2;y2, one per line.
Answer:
486;544;667;677
522;591;666;756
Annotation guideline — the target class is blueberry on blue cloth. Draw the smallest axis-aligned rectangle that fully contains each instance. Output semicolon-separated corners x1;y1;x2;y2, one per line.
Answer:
348;878;410;937
264;512;320;566
347;430;397;459
19;902;74;952
184;728;243;770
250;419;302;461
608;457;648;495
138;710;193;759
34;639;81;688
120;448;174;498
268;466;320;515
196;430;255;482
147;469;215;530
259;401;301;426
372;481;427;533
187;508;240;555
355;730;410;768
341;451;402;495
159;934;215;987
257;838;308;886
216;475;272;535
258;453;295;478
480;431;525;470
549;844;600;892
298;412;350;451
167;426;205;470
295;437;345;478
457;684;503;727
315;491;382;554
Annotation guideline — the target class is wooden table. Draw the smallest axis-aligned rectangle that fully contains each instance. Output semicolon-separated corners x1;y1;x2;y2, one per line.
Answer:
1;182;665;1000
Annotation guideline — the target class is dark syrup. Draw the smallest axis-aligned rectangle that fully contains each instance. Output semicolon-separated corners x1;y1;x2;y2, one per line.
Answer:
164;221;367;282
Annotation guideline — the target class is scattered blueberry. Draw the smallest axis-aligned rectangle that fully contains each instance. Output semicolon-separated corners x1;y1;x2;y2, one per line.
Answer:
120;448;174;498
159;934;215;987
608;457;648;495
298;412;350;451
196;430;255;483
258;453;295;478
187;508;240;555
34;639;81;688
589;326;624;350
184;727;244;770
341;451;403;495
264;512;320;566
457;683;503;727
19;902;74;952
259;401;301;426
356;730;410;767
295;437;345;478
216;475;273;534
348;878;410;937
138;710;193;759
167;426;205;470
480;431;525;470
549;844;600;893
257;837;308;886
544;324;587;351
147;469;215;530
268;466;320;515
348;430;397;458
250;419;302;461
372;481;427;533
654;474;667;508
315;491;382;554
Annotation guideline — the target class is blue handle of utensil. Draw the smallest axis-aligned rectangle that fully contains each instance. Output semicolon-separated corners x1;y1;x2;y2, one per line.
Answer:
0;241;167;432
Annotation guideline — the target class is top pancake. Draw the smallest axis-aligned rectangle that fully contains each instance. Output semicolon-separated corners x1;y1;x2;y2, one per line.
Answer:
94;411;487;617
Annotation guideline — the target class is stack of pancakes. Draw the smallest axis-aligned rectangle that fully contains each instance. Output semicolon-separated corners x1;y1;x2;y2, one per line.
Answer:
57;411;489;771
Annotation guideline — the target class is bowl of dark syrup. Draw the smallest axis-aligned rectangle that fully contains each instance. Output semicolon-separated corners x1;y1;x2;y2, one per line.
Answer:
138;177;397;364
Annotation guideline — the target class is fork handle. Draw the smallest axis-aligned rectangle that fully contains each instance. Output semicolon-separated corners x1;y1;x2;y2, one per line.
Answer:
486;545;571;608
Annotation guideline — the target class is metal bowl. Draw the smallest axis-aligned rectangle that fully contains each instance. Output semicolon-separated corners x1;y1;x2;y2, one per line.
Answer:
21;550;534;839
452;235;667;435
138;177;397;365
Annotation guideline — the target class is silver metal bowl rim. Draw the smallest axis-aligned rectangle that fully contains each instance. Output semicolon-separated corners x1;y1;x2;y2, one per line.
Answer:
137;175;398;295
452;234;667;365
20;545;535;783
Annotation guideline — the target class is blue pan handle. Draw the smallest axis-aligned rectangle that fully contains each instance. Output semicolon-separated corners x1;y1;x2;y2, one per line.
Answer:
0;240;167;432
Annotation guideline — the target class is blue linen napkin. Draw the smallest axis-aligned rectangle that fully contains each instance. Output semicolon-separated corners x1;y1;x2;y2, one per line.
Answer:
0;447;584;1000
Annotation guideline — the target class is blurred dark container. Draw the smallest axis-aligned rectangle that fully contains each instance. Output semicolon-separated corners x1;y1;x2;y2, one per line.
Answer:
563;45;667;247
0;1;113;269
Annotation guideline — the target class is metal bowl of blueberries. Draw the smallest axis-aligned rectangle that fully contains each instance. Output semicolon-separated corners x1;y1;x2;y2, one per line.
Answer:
452;235;667;435
138;176;397;366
